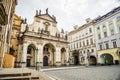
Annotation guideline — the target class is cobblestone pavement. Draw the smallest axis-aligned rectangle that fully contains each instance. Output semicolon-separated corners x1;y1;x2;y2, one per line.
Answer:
42;65;120;80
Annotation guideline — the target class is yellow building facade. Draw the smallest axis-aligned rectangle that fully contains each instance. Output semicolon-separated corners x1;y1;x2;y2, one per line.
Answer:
10;14;22;67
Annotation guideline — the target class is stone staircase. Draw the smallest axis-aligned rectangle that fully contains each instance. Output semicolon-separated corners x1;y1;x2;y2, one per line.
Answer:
0;68;40;80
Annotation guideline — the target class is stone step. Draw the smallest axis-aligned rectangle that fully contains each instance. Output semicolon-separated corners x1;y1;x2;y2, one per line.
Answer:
0;73;31;77
0;68;40;80
0;76;31;80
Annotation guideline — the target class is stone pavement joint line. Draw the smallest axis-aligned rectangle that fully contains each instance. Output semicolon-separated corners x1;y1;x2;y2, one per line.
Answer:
43;65;120;80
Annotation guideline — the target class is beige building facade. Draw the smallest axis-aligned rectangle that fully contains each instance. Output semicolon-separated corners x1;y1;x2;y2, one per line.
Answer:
0;0;17;68
18;9;69;68
68;18;97;65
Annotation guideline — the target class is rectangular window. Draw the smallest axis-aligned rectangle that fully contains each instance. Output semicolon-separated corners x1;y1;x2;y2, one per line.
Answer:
76;42;78;48
99;44;102;50
84;50;85;54
111;29;114;35
87;50;89;52
91;49;94;52
79;42;81;47
97;27;100;30
86;40;89;45
104;32;107;37
89;28;92;33
74;43;75;49
83;41;85;46
113;41;117;48
90;38;93;44
98;34;101;39
106;43;109;49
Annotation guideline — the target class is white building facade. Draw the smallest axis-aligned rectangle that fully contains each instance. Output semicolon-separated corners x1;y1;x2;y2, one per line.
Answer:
18;9;69;69
68;19;97;65
94;6;120;65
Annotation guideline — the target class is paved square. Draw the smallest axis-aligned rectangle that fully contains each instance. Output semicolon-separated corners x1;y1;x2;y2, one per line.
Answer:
43;65;120;80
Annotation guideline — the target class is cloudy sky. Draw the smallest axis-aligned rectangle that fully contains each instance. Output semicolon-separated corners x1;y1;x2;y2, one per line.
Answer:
15;0;120;31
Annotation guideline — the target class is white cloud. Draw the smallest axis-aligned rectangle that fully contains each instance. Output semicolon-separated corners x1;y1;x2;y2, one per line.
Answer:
15;0;120;31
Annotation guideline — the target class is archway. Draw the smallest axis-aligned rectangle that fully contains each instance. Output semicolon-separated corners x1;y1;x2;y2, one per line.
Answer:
61;48;66;65
73;50;79;65
43;56;48;66
43;43;55;66
89;56;97;65
100;53;113;65
26;44;36;67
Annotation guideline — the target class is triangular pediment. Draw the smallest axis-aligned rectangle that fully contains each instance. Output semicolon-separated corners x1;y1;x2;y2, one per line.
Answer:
38;14;57;23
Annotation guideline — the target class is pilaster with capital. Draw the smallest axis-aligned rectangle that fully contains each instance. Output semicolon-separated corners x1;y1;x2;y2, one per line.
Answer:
38;44;43;66
21;42;28;67
55;47;61;66
66;48;69;62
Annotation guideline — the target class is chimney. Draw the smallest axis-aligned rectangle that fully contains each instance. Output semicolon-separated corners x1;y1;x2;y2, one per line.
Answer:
85;18;92;23
73;25;78;30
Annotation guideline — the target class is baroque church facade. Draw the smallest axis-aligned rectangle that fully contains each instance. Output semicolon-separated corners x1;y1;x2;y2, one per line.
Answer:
17;9;69;68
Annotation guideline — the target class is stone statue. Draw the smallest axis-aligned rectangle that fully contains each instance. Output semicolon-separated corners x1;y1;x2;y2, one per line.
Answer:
46;8;48;14
61;28;64;33
36;10;38;16
24;18;27;24
39;9;41;15
26;24;29;31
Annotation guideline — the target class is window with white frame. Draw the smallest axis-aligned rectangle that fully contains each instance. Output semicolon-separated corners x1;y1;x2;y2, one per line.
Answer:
99;44;102;50
90;38;93;44
105;43;109;49
113;41;117;48
89;28;92;33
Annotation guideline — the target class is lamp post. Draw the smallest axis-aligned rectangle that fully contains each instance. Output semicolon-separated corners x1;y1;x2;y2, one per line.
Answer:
36;48;38;70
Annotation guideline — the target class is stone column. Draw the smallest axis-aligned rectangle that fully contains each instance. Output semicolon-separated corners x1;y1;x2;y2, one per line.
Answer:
49;49;52;66
66;48;69;66
35;46;41;71
16;44;22;67
21;42;28;67
55;47;61;66
85;53;89;67
38;44;43;67
113;19;118;34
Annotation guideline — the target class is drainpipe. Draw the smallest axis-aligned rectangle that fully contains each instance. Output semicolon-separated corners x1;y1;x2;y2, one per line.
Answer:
1;0;13;68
